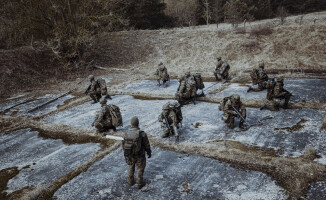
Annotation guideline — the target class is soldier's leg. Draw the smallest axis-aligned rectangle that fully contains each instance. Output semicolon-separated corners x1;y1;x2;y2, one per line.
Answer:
162;127;170;138
94;122;106;133
157;79;161;87
136;157;146;189
252;82;264;92
226;115;235;129
283;95;291;108
216;74;222;81
127;162;136;186
272;99;280;111
163;80;167;88
89;93;98;103
214;72;218;81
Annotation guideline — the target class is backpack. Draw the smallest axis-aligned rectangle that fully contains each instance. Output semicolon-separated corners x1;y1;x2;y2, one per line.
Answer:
250;69;259;85
219;96;230;111
123;129;142;158
97;78;107;90
221;62;230;75
193;73;205;90
169;103;183;123
107;104;123;127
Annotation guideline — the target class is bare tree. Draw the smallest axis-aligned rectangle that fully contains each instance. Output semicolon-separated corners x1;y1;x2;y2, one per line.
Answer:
165;0;197;27
277;6;288;25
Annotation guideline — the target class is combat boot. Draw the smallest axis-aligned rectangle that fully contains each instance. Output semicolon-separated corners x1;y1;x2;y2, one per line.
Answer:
127;177;134;186
247;87;253;93
136;182;145;189
162;131;169;138
163;82;166;88
105;94;112;100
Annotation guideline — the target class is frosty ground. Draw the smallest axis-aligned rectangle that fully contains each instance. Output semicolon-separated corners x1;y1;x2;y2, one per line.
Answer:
1;76;326;200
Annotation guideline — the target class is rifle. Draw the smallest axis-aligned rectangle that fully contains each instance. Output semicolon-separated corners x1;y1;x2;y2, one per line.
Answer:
84;84;91;95
92;114;99;127
162;113;179;143
231;105;247;127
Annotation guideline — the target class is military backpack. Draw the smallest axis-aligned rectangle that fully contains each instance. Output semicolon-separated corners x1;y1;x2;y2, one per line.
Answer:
193;73;205;90
97;78;107;90
170;103;183;123
107;105;123;127
123;129;142;162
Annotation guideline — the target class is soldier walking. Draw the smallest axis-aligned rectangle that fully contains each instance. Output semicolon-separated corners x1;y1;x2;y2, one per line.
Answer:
154;62;170;88
213;56;230;82
122;117;152;189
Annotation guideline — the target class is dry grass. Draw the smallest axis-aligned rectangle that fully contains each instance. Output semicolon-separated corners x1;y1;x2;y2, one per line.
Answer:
250;25;273;36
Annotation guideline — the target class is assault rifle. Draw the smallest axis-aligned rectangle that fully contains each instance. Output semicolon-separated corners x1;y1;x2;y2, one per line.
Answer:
163;113;179;144
231;105;248;130
84;84;91;95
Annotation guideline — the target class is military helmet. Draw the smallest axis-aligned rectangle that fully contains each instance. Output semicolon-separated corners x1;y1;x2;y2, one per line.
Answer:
216;56;221;60
159;62;163;66
99;97;107;104
185;71;191;77
130;116;139;128
162;103;170;110
230;94;240;101
277;77;284;82
259;62;264;68
171;102;180;108
88;75;95;81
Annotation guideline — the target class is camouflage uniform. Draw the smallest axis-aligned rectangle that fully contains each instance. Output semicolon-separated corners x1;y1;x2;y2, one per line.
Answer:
214;56;230;81
175;72;197;104
271;78;291;110
221;94;246;129
93;98;116;133
122;117;151;189
248;62;269;92
88;75;101;103
154;62;169;88
158;103;182;138
261;78;292;111
86;75;111;103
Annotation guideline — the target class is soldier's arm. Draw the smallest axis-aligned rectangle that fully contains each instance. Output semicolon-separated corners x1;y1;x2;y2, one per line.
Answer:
170;112;178;126
141;132;151;156
240;103;246;118
97;107;106;122
158;113;163;122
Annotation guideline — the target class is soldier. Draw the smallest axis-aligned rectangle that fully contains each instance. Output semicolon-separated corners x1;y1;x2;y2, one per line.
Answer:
247;62;269;92
213;56;230;82
92;98;121;134
175;72;197;105
220;94;246;129
154;62;170;88
261;78;292;111
122;116;151;189
158;102;183;141
85;75;111;103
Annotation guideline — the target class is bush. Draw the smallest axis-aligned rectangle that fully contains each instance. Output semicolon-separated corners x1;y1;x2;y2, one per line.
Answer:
250;25;273;36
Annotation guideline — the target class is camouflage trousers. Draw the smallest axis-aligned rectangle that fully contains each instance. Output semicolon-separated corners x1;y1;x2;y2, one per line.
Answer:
89;91;101;102
157;79;167;88
271;96;290;110
214;71;228;81
94;121;115;133
223;113;244;129
251;81;268;92
127;156;146;186
162;124;179;138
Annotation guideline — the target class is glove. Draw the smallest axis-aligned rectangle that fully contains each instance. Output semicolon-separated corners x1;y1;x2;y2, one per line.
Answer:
147;152;152;158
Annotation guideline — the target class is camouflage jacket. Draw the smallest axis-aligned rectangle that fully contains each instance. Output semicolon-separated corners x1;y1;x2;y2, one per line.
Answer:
223;99;246;118
158;110;178;125
273;82;290;98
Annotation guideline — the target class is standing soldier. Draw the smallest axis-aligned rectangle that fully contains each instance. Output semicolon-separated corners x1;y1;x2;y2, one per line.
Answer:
85;75;111;103
213;56;230;82
158;102;183;141
261;78;292;110
248;62;269;92
154;62;170;88
219;94;246;129
122;116;152;189
92;98;122;134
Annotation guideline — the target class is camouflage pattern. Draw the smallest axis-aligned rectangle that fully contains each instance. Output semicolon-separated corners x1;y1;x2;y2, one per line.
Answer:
221;94;246;129
248;62;269;92
122;117;151;189
158;103;182;138
214;58;230;81
154;63;169;88
271;78;291;110
87;75;111;103
175;73;197;104
93;99;117;133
